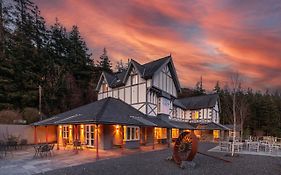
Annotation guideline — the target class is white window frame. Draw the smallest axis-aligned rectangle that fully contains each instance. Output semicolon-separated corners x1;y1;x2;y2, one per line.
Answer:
124;126;140;141
62;125;69;139
85;124;95;147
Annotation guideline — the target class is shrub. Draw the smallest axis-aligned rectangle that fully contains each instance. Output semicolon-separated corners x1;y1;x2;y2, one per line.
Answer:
0;110;22;124
22;107;40;124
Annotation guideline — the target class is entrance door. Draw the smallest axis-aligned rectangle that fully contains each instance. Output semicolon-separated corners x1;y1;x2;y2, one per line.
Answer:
85;125;95;147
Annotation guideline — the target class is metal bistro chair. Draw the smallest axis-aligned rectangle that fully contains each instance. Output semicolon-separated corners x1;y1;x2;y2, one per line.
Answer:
0;141;7;158
73;140;83;150
33;144;43;158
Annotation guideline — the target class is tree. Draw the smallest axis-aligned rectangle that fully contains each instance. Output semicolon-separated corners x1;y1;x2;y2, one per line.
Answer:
229;72;242;156
115;59;128;72
194;76;205;95
213;81;221;94
97;48;112;72
0;0;16;109
237;91;250;141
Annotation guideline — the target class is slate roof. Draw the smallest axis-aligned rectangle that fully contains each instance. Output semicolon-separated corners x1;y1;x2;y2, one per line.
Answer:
97;55;181;93
170;121;194;130
146;114;195;129
189;122;229;130
142;56;170;78
146;116;174;128
32;97;155;127
173;99;186;109
178;94;219;110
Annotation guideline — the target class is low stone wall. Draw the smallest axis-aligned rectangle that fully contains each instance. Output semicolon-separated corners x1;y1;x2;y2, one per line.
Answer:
0;124;56;144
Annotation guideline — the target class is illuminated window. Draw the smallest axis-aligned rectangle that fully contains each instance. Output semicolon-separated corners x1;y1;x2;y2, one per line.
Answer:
155;127;167;139
62;126;69;139
172;128;179;138
85;125;95;147
213;130;220;139
131;74;138;85
124;126;140;141
102;83;108;92
192;111;199;120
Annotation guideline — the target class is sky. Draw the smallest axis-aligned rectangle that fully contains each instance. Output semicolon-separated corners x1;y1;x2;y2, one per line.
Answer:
35;0;281;91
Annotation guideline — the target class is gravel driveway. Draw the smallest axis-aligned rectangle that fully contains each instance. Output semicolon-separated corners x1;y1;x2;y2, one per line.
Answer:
38;143;281;175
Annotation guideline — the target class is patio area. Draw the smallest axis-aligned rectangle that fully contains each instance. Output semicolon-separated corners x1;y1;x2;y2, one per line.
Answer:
0;144;168;175
209;136;281;157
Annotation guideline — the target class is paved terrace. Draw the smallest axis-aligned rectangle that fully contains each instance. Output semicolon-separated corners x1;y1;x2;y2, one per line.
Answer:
1;143;281;175
40;143;281;175
0;144;168;175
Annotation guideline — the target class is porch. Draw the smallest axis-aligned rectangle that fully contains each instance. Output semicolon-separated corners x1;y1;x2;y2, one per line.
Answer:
0;143;169;175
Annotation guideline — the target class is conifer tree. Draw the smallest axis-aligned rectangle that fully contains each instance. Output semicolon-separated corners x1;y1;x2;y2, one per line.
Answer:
97;48;112;72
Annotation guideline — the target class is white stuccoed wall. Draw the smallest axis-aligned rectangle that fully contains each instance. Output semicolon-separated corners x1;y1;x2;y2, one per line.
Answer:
0;124;56;144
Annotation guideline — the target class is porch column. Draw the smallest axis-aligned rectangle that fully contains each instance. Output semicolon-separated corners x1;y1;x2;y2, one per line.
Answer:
80;124;84;144
57;125;62;150
121;125;124;154
152;127;155;150
45;126;48;143
74;125;78;154
96;124;99;160
167;128;171;148
34;126;38;144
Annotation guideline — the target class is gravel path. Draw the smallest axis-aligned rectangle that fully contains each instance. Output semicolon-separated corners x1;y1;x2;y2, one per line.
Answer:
38;143;281;175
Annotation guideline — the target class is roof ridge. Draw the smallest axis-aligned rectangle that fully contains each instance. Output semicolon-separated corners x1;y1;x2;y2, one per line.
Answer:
142;55;171;66
95;97;111;122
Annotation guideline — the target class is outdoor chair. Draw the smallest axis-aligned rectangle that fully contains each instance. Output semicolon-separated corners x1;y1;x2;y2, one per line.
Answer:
62;139;70;150
7;140;18;150
33;145;43;158
249;142;259;152
219;141;230;152
19;139;28;149
39;144;54;157
73;140;83;150
0;141;7;158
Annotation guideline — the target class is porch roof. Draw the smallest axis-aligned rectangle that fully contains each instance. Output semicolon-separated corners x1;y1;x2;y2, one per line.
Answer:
145;115;195;129
170;121;194;130
32;97;155;127
189;122;229;130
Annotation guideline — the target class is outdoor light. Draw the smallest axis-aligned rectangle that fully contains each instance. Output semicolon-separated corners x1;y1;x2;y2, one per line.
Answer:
115;125;120;133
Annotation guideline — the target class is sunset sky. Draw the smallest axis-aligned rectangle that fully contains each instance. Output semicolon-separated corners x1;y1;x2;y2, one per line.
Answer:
36;0;281;91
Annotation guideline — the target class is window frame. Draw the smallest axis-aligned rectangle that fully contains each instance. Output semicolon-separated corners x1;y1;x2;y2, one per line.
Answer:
124;126;140;141
62;125;69;139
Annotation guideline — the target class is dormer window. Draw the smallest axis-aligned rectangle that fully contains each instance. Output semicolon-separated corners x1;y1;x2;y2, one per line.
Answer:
131;74;138;85
102;83;108;92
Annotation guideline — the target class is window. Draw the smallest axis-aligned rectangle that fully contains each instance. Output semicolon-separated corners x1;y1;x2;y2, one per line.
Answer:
102;83;108;92
155;127;167;139
124;126;140;141
62;126;69;139
172;128;179;138
213;130;220;139
85;125;95;147
192;111;199;120
131;74;138;85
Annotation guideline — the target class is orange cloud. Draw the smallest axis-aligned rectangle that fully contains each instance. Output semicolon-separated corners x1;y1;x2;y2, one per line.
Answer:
36;0;281;91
